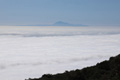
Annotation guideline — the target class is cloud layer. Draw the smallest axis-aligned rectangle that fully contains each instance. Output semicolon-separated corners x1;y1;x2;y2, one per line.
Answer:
0;26;120;80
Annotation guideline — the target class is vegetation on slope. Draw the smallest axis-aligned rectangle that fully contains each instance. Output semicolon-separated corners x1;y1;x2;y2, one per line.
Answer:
27;54;120;80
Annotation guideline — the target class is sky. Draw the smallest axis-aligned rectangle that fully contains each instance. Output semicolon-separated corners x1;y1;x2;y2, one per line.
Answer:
0;0;120;26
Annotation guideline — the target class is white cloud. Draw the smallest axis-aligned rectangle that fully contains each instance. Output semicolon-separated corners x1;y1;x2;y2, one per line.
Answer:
0;26;120;80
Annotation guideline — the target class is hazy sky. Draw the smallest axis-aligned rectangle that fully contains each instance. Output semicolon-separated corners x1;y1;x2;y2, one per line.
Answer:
0;0;120;26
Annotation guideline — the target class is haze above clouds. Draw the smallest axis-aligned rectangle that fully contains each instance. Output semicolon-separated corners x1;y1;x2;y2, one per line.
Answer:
0;0;120;26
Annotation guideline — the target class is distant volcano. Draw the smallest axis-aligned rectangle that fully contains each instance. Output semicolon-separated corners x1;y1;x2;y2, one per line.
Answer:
53;21;71;26
52;21;86;26
18;21;86;26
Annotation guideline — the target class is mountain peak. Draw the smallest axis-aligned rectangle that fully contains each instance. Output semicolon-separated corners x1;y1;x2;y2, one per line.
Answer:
52;21;86;26
53;21;72;26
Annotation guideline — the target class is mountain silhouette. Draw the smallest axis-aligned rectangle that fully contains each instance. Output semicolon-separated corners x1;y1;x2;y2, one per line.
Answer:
18;21;86;26
27;54;120;80
52;21;86;26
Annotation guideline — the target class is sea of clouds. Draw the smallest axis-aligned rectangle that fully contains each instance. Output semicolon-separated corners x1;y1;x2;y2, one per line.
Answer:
0;26;120;80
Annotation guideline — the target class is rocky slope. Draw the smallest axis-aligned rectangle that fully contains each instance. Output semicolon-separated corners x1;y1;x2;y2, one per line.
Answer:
27;54;120;80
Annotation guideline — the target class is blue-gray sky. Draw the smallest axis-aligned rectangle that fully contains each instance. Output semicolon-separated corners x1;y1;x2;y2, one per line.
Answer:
0;0;120;26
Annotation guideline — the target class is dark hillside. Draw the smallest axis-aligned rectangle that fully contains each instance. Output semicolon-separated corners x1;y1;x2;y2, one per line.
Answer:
27;54;120;80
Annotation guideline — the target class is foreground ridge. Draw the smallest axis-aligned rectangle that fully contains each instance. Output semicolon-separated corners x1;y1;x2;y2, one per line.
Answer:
26;54;120;80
